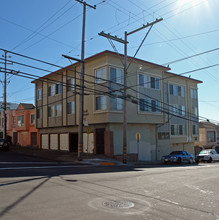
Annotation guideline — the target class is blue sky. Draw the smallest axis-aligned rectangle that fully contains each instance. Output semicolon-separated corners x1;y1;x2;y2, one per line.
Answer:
0;0;218;122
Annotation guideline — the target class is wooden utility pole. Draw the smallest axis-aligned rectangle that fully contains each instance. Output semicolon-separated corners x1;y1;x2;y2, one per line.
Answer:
75;0;96;161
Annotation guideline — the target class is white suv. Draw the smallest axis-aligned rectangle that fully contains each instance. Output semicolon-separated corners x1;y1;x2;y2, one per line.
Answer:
196;149;219;163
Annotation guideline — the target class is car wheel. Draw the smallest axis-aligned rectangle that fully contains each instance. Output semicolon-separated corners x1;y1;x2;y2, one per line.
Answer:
177;157;181;164
207;157;212;163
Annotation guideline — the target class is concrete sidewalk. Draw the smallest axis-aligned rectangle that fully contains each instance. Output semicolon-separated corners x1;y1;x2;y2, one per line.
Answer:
10;146;124;166
10;146;162;166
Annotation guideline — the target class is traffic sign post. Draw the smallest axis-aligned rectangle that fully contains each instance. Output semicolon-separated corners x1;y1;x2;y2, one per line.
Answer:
136;132;141;160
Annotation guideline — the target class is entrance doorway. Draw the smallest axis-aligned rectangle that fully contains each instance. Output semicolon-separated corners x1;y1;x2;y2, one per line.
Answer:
96;129;105;154
69;133;78;152
31;132;37;146
13;132;17;145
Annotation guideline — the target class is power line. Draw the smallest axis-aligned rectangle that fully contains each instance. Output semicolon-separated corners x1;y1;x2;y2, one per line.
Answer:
11;0;75;51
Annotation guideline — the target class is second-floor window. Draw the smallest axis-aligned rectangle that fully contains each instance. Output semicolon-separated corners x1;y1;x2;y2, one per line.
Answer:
67;101;75;114
96;96;106;111
171;124;185;135
110;97;123;111
30;114;35;124
192;124;199;135
48;104;62;117
67;78;75;91
17;115;24;127
139;98;161;113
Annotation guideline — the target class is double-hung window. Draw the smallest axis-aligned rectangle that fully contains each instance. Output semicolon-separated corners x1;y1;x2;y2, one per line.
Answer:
169;84;177;96
178;105;186;116
48;84;55;96
151;100;161;112
56;104;62;116
17;115;24;127
151;77;160;89
67;101;75;114
56;83;62;94
96;67;106;83
178;86;185;97
96;96;107;111
67;78;75;91
37;88;42;100
139;74;149;88
139;98;150;112
48;106;55;117
30;114;35;124
191;88;197;99
110;67;123;84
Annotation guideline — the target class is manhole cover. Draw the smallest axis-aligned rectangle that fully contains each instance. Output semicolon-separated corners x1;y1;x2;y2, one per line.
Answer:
103;200;135;209
88;196;150;215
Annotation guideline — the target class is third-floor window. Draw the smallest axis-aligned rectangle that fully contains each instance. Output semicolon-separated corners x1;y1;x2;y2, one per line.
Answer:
139;73;160;90
110;67;123;84
37;88;42;100
95;67;106;84
48;83;62;96
169;84;185;97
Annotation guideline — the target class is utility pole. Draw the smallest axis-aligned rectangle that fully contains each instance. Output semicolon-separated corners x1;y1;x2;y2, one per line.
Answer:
4;51;7;140
0;51;12;140
99;18;163;163
75;0;96;161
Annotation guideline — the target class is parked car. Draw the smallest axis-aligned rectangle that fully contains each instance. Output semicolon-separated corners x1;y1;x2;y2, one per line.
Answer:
0;138;10;151
161;151;194;164
196;149;219;163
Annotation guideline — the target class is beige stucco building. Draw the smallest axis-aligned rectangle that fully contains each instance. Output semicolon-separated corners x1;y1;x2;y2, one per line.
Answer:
32;50;202;161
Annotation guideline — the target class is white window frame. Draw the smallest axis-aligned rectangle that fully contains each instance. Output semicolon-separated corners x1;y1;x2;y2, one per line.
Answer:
37;88;42;100
30;114;35;124
67;78;75;91
95;67;106;84
110;67;123;84
96;96;107;111
67;101;75;114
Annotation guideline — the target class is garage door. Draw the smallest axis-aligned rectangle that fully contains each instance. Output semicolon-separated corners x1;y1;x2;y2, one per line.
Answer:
42;134;49;149
60;134;69;151
50;134;58;150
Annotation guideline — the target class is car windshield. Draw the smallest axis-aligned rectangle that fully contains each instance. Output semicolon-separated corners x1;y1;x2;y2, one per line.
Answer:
199;150;211;154
170;151;182;155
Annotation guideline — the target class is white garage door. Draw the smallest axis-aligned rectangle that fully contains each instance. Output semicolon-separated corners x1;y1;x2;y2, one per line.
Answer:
60;134;69;151
42;134;49;149
50;134;58;150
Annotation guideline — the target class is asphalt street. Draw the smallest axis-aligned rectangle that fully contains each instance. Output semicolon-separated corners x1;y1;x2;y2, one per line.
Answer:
0;151;219;220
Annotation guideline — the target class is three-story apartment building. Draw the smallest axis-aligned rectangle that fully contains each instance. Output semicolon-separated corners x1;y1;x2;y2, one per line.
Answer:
32;50;202;161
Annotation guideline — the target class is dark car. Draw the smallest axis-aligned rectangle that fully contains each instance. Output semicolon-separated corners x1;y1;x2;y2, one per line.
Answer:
161;151;194;164
0;138;10;151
